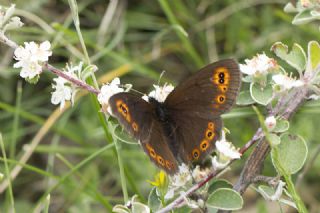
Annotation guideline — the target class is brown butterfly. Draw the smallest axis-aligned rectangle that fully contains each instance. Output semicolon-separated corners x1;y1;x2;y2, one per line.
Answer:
109;59;241;174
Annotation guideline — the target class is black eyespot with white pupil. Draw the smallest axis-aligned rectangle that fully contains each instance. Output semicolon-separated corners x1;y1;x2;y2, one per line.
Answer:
219;78;224;84
120;105;127;113
219;72;225;78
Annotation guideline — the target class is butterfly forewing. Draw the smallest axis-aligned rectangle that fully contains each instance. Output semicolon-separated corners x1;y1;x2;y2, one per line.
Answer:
109;93;153;141
165;59;241;118
164;59;241;163
109;93;178;174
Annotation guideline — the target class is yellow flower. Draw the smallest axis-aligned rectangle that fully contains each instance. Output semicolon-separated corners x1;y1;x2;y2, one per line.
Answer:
147;171;168;188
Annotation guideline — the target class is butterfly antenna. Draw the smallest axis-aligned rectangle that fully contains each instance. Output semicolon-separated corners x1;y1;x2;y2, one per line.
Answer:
119;84;145;96
157;70;166;85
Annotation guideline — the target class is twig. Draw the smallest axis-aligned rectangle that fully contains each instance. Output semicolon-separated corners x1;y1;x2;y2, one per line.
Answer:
45;63;100;95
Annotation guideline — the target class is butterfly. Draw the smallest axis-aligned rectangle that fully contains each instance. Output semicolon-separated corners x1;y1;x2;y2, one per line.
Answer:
109;59;241;174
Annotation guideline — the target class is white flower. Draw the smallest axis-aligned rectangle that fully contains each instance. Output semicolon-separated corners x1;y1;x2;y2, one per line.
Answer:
13;41;52;80
16;61;42;79
164;188;175;200
212;156;230;170
50;62;85;109
272;74;304;90
51;77;72;109
142;83;174;103
265;116;277;131
27;41;52;62
170;164;192;187
240;53;277;76
98;78;124;113
192;165;210;182
213;131;241;169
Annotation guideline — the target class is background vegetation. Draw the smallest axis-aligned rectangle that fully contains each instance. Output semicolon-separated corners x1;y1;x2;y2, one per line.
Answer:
0;0;319;212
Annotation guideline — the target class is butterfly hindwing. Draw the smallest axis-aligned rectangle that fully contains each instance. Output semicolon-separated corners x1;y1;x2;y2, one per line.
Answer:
165;59;241;119
170;113;223;164
140;121;179;174
109;93;178;174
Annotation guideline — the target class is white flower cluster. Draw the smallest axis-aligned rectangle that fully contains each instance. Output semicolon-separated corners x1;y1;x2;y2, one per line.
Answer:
97;78;124;114
13;41;52;80
0;4;23;33
51;62;83;109
240;53;277;76
142;83;174;103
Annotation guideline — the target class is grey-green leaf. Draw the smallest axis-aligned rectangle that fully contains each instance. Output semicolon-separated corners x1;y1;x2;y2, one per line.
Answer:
292;10;317;25
273;119;290;133
250;82;273;105
271;42;307;72
307;41;320;72
271;133;308;174
207;188;243;210
237;91;255;106
208;179;233;195
148;187;161;211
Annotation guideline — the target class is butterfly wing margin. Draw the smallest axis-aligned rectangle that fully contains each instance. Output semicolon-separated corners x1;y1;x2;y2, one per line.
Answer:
165;59;241;118
109;93;178;174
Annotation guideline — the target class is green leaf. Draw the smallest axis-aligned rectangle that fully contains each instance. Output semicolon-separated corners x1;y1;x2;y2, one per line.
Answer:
148;187;161;212
207;206;218;213
258;185;276;197
242;75;253;83
271;42;307;72
207;188;243;210
25;75;40;84
258;185;297;209
269;133;281;146
132;202;150;213
273;119;290;133
81;64;98;81
271;133;308;174
208;179;233;194
250;83;273;105
236;91;255;106
307;41;320;72
283;2;298;13
292;10;317;25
